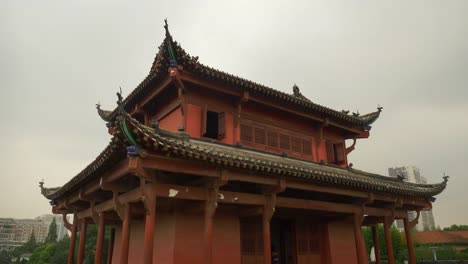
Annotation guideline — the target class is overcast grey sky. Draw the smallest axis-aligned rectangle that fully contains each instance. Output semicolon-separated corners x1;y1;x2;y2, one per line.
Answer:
1;1;467;227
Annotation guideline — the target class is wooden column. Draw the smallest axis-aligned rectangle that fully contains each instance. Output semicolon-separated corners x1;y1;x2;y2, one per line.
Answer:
371;225;381;264
263;195;275;264
77;219;87;264
106;228;115;264
403;218;416;264
68;216;78;264
143;194;157;264
119;204;131;264
353;214;368;264
94;213;105;264
383;217;395;264
204;188;218;264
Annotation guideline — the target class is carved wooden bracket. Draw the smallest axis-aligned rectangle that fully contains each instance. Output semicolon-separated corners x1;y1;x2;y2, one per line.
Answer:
263;194;277;221
408;210;421;229
113;192;126;220
62;214;73;232
99;177;127;192
78;189;93;202
90;202;100;224
129;157;152;179
345;139;357;155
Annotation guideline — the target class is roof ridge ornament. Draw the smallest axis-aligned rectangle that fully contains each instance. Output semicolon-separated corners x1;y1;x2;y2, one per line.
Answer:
443;172;449;183
292;84;311;102
164;18;178;67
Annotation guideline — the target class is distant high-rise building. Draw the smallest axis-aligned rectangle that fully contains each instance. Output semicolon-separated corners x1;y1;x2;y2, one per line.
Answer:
388;166;436;231
35;214;68;241
0;214;68;251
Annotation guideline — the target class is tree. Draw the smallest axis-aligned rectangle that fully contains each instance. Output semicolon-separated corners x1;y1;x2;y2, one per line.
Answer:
362;224;405;263
45;218;58;243
443;224;468;231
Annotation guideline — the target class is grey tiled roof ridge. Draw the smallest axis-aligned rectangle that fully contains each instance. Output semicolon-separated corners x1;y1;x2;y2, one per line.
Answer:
98;36;382;129
127;114;447;199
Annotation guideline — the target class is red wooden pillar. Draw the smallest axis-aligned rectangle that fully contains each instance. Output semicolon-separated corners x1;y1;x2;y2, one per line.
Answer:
68;216;78;264
262;194;275;264
383;218;395;264
353;214;368;264
143;195;157;264
403;218;416;264
119;204;132;264
77;219;88;264
371;225;381;264
204;190;217;264
106;228;115;264
262;211;271;264
94;213;105;264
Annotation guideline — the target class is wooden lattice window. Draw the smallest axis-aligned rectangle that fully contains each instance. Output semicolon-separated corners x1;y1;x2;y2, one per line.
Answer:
240;219;264;264
267;130;279;147
291;136;301;153
241;124;254;142
296;222;320;255
279;134;290;150
302;139;312;155
254;127;266;145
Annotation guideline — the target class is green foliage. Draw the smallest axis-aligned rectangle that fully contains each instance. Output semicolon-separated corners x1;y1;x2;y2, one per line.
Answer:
27;224;112;264
45;218;58;243
0;251;13;264
443;224;468;231
362;224;406;263
28;243;57;264
414;245;457;261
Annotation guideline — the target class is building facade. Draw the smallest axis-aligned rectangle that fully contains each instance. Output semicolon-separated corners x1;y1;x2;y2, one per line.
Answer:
40;21;448;264
388;166;436;231
0;218;47;251
0;215;68;251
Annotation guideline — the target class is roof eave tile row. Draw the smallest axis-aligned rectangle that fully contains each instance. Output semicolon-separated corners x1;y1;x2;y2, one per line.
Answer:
98;36;381;130
124;114;447;199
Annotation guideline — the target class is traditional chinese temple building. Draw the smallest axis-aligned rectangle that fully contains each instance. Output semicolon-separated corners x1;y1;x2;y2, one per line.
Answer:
40;21;448;264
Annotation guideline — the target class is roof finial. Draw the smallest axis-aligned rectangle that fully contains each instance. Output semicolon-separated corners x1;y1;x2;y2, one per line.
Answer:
116;87;123;106
164;18;171;38
39;179;45;194
293;84;300;96
163;19;178;67
377;105;383;112
443;172;450;183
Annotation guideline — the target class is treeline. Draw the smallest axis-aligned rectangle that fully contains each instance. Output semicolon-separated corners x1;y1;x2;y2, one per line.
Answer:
362;225;468;263
0;219;111;264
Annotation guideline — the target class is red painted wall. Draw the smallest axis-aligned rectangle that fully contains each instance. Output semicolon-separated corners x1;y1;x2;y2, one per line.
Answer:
173;207;241;264
186;104;202;138
111;207;241;264
327;219;358;264
159;107;183;132
154;211;177;263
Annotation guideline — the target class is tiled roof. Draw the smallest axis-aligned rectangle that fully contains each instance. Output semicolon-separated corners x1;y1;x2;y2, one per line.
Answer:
41;112;448;201
414;231;468;245
98;28;382;130
123;113;447;199
42;137;127;201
